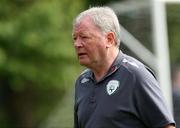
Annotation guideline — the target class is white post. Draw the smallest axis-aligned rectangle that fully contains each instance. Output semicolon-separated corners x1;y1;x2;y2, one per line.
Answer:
151;0;173;112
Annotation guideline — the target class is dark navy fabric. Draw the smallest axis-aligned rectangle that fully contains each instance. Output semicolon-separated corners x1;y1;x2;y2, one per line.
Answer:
74;51;175;128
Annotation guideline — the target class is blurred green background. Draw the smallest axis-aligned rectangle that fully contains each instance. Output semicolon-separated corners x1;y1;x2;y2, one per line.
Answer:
0;0;179;128
0;0;85;127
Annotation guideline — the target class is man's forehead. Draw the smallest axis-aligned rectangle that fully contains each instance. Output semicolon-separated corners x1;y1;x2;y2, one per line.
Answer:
73;23;88;35
73;19;96;33
74;22;87;30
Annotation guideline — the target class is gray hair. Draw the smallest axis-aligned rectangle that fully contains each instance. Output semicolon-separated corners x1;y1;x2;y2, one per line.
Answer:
73;6;121;46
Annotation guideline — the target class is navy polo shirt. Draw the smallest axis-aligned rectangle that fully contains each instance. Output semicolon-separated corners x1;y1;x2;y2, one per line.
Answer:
74;51;175;128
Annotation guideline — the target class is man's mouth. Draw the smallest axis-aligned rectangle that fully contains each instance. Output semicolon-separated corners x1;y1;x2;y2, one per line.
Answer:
78;53;87;56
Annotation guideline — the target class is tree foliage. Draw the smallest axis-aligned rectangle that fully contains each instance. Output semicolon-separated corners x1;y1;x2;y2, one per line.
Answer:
0;0;84;127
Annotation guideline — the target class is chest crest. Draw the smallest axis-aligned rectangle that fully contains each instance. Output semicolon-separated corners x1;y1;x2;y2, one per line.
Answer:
106;80;120;95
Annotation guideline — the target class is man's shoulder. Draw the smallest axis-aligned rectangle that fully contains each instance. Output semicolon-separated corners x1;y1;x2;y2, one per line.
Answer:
76;69;91;83
121;54;144;73
80;69;91;76
120;54;156;80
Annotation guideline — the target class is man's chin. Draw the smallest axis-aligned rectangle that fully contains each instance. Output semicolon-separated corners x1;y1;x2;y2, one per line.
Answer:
79;61;90;67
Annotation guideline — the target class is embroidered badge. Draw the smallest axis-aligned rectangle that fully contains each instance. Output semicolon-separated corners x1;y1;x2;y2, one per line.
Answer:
106;80;119;95
81;78;89;84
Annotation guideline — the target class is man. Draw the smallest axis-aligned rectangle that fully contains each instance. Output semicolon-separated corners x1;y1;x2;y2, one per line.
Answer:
72;6;175;128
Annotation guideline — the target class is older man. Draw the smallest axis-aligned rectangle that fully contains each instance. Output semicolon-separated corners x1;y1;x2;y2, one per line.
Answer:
72;6;175;128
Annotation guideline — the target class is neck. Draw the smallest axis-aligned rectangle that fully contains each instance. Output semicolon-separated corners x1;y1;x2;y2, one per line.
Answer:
92;48;119;82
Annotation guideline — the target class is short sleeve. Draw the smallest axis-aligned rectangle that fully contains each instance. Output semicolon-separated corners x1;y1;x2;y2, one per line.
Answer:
132;68;175;127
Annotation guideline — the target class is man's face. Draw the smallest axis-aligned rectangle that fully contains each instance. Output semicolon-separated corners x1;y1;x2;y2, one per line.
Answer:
72;16;108;68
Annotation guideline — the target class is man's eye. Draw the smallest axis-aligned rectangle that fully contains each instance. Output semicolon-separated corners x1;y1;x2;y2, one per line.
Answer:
73;37;77;40
82;36;88;39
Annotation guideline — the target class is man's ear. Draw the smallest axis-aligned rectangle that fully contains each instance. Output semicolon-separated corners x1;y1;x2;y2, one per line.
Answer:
106;32;115;48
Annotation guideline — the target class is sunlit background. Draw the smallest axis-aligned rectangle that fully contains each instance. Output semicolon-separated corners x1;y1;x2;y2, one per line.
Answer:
0;0;180;128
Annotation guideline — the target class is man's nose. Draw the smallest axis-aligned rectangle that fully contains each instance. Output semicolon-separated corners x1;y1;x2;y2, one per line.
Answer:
74;38;83;48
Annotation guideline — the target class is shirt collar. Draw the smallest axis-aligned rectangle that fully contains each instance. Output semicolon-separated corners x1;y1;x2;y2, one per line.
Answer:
88;50;124;83
105;50;124;77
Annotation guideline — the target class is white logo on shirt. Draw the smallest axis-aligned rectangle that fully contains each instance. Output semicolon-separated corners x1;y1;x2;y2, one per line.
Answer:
81;78;89;84
106;80;119;95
